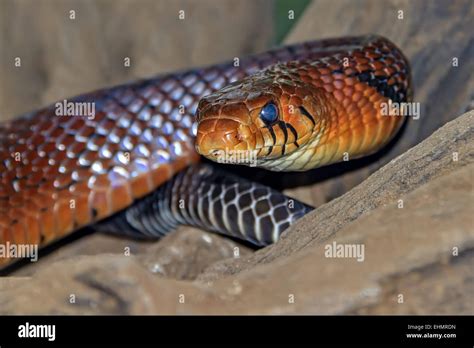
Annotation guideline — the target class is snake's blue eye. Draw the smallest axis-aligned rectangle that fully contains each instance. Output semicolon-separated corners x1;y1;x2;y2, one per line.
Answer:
259;102;279;125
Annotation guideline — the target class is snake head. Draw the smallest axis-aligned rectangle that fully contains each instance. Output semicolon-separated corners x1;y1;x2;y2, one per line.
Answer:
195;64;325;170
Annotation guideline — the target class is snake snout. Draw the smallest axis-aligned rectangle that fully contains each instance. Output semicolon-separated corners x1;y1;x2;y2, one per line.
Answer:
195;118;247;160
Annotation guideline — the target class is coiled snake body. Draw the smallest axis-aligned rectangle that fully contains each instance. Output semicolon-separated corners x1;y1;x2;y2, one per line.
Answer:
0;35;411;268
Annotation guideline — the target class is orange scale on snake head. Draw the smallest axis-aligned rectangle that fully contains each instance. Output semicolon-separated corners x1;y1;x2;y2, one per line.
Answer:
288;95;303;107
279;92;291;106
280;82;296;95
221;103;252;124
288;116;311;139
252;130;265;150
237;124;256;148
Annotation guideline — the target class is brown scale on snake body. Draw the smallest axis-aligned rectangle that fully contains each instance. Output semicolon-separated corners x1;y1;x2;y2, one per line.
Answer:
0;35;411;268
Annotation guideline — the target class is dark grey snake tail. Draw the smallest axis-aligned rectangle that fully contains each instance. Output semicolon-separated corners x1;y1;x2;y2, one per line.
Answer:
96;163;313;246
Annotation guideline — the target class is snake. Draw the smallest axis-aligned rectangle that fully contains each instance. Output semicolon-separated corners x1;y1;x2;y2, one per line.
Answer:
0;35;412;269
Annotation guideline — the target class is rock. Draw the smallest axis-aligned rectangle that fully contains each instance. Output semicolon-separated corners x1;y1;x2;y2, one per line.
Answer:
1;111;472;314
9;233;152;277
10;227;251;281
0;255;186;314
137;227;252;280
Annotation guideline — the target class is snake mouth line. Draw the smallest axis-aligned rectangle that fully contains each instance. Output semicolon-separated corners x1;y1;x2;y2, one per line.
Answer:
196;119;312;160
